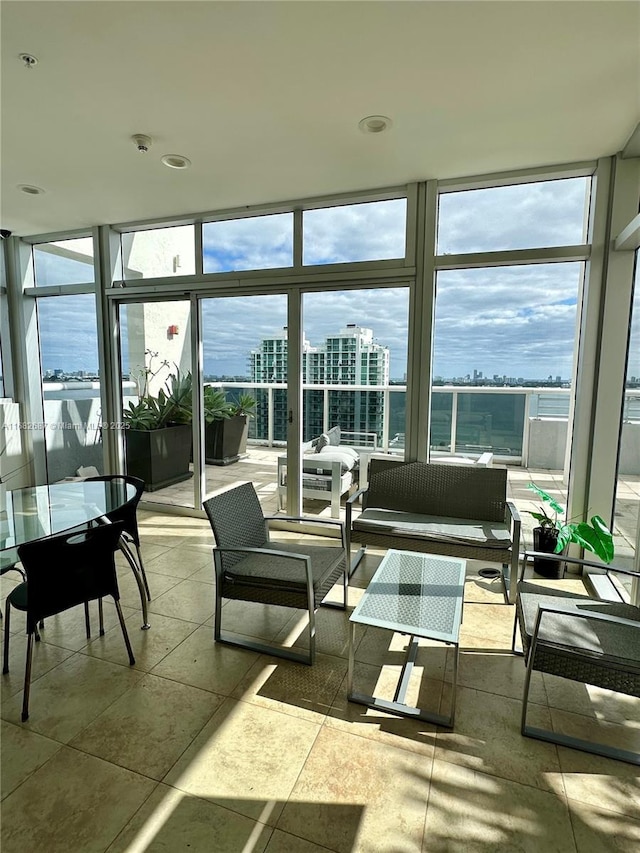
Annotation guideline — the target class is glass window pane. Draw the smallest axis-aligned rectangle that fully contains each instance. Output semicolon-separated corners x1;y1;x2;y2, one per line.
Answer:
122;226;195;280
203;213;293;273
614;252;640;592
432;263;582;460
38;294;100;482
303;199;406;265
33;237;94;286
437;178;590;254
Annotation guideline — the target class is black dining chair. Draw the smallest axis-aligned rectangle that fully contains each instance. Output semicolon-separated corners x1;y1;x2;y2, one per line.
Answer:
0;550;26;621
84;474;151;601
2;522;135;722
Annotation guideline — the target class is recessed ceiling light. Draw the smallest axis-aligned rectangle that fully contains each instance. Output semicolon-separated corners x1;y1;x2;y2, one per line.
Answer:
19;53;38;69
161;154;191;170
358;115;392;134
17;184;45;195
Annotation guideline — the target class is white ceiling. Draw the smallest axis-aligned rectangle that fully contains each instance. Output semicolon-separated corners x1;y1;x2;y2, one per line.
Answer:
2;1;639;237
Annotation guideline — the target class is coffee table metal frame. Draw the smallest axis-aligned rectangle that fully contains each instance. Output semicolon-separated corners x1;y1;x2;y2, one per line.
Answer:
347;549;466;728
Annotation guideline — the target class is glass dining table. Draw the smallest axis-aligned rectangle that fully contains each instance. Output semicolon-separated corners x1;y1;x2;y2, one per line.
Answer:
0;480;150;629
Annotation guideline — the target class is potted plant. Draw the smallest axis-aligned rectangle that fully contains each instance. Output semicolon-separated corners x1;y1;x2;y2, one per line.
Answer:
123;357;193;491
526;482;614;577
204;389;256;465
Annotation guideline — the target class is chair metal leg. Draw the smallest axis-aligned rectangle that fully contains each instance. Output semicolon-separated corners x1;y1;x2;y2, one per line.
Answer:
119;542;151;630
3;597;11;674
133;541;151;601
98;598;105;636
21;632;34;722
114;599;136;666
84;601;91;638
520;627;640;765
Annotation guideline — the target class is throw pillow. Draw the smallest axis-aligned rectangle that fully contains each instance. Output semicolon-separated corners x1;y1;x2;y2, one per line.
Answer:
315;433;329;453
327;426;341;446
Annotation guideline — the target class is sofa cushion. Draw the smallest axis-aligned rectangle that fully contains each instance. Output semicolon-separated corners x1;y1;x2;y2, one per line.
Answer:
304;447;358;473
352;508;511;548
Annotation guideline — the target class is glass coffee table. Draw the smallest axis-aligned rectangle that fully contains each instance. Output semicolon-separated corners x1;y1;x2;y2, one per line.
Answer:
347;549;466;728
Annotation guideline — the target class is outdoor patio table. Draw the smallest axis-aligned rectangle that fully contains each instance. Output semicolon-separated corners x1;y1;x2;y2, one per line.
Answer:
0;480;149;628
347;549;466;727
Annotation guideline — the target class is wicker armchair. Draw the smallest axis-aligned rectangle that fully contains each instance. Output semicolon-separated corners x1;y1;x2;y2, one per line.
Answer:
513;551;640;765
203;482;348;665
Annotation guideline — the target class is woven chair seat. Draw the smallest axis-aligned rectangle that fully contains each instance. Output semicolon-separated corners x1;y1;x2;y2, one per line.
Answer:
516;581;640;693
514;568;640;765
204;482;348;664
221;542;346;609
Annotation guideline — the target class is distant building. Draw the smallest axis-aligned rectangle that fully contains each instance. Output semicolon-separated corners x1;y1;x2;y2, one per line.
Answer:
250;324;389;442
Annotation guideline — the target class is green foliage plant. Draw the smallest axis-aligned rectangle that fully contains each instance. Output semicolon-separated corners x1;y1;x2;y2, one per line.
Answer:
527;482;614;564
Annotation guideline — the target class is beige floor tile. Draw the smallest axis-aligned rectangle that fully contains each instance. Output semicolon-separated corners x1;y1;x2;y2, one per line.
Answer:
70;673;223;780
105;784;273;852
1;635;75;699
457;649;547;704
115;541;170;569
5;600;124;653
459;602;516;649
543;673;640;726
276;604;353;660
0;746;157;853
164;697;321;825
150;624;259;694
84;610;200;672
354;626;450;681
278;725;430;853
186;563;215;584
220;598;300;642
423;758;575;853
148;578;215;624
434;686;565;793
553;719;640;819
116;568;182;611
567;797;640;852
326;661;438;758
1;653;143;742
265;830;338;852
231;652;347;723
143;545;213;580
0;719;62;800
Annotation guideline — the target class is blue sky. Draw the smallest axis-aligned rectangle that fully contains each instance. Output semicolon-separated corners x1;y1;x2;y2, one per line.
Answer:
30;177;639;384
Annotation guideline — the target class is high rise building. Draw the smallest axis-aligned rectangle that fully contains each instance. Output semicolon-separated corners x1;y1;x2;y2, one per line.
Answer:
250;324;389;442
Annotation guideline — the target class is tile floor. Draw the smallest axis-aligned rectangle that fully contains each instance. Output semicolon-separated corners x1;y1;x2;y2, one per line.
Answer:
1;511;639;852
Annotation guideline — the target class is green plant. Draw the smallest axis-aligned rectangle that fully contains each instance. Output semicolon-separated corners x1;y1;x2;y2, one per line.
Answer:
123;367;192;430
228;393;256;419
203;386;233;423
527;483;614;564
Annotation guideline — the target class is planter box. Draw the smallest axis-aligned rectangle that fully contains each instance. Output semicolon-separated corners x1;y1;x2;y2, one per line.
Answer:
125;425;192;491
205;415;248;466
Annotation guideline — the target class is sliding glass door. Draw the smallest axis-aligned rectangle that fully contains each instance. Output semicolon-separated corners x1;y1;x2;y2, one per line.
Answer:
200;294;287;514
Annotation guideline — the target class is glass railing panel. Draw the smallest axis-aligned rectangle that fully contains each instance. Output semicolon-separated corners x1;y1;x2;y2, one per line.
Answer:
455;392;525;457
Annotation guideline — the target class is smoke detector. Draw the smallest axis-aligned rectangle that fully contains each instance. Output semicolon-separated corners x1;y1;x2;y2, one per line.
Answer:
131;134;152;153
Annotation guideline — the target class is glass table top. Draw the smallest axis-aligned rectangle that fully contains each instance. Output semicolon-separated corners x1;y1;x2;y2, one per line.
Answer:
349;549;466;643
0;481;135;555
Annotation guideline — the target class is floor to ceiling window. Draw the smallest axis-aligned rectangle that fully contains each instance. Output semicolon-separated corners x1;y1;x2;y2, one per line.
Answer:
200;294;287;514
432;176;591;468
613;251;640;579
31;238;100;483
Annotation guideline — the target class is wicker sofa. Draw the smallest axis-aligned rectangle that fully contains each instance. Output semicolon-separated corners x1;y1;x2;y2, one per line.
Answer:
277;426;360;518
346;457;521;601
